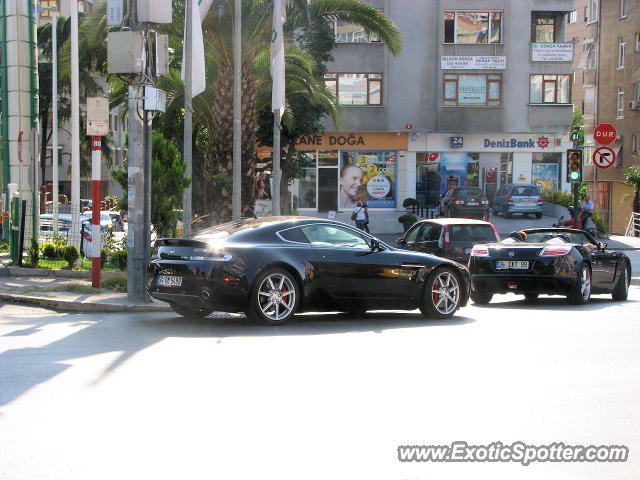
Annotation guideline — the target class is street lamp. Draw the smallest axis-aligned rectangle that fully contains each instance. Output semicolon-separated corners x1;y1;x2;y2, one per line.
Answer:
38;2;59;235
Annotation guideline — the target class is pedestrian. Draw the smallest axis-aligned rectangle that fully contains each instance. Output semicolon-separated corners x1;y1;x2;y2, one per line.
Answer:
351;201;366;230
362;200;370;233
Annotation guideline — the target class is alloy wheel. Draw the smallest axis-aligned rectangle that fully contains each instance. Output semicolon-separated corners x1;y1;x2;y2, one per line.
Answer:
580;267;591;301
257;273;296;322
431;270;460;315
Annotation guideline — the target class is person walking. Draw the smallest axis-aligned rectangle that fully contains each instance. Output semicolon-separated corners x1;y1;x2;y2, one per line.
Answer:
352;201;366;230
362;200;370;233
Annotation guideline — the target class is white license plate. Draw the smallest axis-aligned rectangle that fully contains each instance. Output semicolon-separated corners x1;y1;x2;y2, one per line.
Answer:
157;275;183;287
496;260;529;270
467;202;479;206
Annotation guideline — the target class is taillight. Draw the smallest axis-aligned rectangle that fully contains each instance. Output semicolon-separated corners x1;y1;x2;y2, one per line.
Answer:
481;199;489;205
507;195;514;203
540;245;572;256
471;245;490;256
491;224;501;241
538;195;543;203
455;199;465;205
443;224;450;247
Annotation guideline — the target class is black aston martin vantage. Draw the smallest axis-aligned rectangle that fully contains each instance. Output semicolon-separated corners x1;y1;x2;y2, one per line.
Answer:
147;216;471;325
468;228;631;305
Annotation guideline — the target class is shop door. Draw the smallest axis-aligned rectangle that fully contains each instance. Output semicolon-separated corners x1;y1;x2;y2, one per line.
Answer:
318;167;338;212
483;167;498;203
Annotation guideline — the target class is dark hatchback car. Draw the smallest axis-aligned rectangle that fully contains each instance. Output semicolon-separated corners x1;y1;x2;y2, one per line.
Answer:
439;187;490;219
148;216;471;325
468;228;631;305
396;219;500;265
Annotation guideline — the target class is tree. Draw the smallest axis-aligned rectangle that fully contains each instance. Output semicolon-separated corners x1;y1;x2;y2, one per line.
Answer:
111;132;190;236
624;166;640;214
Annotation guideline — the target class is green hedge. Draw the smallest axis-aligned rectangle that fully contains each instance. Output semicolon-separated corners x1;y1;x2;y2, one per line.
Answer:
542;189;607;235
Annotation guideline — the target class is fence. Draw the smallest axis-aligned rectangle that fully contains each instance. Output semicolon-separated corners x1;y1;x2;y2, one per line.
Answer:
625;212;640;237
3;199;127;271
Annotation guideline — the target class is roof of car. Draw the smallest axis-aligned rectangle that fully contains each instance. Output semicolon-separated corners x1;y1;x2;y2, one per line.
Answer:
418;218;493;226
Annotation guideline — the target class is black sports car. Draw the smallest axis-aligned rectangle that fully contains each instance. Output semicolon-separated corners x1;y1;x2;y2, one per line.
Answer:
147;216;471;325
468;228;631;305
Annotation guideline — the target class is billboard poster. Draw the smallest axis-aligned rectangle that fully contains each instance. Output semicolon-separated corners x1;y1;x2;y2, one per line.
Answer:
439;153;469;194
339;151;396;208
532;163;558;191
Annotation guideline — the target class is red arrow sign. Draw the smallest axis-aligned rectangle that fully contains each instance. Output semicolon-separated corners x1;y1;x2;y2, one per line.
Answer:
593;145;615;168
594;123;617;145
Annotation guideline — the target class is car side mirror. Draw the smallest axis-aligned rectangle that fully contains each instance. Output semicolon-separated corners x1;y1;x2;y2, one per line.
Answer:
396;237;406;246
370;238;381;251
598;242;607;251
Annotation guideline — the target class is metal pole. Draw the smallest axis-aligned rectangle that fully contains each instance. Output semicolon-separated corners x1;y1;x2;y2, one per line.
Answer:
51;9;59;235
143;103;151;270
70;0;80;249
232;0;241;221
182;0;193;235
272;111;280;215
91;136;101;288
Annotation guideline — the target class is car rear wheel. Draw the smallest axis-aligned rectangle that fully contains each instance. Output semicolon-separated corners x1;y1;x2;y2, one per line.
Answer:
420;267;461;319
470;289;493;304
612;264;630;301
247;267;300;325
170;303;214;318
535;212;542;219
567;263;591;305
503;206;512;219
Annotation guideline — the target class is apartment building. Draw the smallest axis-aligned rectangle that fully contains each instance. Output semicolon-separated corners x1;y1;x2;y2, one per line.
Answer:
568;0;640;234
290;0;576;214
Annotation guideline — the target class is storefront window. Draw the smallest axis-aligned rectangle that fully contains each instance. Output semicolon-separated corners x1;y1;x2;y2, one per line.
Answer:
500;153;513;185
339;150;396;208
532;152;561;191
416;153;441;207
467;154;480;187
296;153;317;209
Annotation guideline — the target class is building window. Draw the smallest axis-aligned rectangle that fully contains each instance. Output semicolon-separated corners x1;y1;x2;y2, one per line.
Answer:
567;10;577;24
443;74;502;106
620;0;627;18
534;17;555;43
443;11;502;44
587;0;598;23
636;33;640;52
529;74;571;104
618;36;626;68
634;83;640;101
617;86;625;118
632;134;639;154
333;10;382;43
324;73;382;106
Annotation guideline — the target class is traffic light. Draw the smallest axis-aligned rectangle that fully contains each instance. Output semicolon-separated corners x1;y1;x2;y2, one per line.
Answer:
570;126;581;142
566;149;583;182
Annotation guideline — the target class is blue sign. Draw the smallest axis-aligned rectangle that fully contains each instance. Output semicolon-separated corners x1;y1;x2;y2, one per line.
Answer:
450;136;463;148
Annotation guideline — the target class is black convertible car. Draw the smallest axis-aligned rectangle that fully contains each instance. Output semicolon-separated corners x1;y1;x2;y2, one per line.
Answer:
147;216;471;325
468;228;631;305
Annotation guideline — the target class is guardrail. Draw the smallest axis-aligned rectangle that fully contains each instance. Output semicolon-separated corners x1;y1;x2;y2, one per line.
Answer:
625;212;640;237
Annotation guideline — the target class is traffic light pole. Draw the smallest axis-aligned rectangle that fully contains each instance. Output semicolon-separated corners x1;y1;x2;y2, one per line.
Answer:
572;137;580;229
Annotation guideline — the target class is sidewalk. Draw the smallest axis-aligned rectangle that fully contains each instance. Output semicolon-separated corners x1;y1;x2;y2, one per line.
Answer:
1;212;638;313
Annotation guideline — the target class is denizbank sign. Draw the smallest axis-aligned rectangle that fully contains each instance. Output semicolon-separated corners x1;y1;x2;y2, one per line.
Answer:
425;133;557;152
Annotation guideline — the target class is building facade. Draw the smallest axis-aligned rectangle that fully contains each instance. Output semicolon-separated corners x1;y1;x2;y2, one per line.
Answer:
286;0;576;217
568;0;640;234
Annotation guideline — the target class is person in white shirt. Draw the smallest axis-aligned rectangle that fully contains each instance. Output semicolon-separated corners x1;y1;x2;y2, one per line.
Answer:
352;201;366;230
579;195;594;229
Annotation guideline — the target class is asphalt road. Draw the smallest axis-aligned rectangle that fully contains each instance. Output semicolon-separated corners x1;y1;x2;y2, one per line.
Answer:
1;289;639;480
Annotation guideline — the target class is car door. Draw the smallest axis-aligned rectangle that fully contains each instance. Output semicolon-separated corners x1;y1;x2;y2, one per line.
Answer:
300;223;410;301
493;186;504;210
565;231;615;289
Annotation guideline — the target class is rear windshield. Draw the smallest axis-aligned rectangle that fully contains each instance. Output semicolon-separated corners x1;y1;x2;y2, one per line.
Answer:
449;225;498;242
454;188;484;198
511;186;539;196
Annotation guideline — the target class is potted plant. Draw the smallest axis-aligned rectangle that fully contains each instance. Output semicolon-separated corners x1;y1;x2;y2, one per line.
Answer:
402;197;419;212
398;213;418;232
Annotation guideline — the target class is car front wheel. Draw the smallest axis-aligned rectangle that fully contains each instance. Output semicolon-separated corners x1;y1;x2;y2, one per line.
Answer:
612;264;629;301
247;267;300;325
420;267;461;319
567;263;591;305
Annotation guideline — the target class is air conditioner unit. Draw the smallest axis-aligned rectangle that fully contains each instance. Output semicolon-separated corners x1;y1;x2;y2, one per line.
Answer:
629;101;640;110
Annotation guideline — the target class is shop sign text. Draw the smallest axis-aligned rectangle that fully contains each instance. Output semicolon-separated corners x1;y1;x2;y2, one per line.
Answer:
296;134;366;147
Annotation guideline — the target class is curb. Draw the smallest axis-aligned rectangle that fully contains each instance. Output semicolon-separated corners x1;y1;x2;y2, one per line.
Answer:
0;293;172;313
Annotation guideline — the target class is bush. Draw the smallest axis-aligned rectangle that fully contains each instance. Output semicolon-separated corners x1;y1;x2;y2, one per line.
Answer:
41;242;58;258
101;248;107;266
0;239;8;253
402;197;419;208
61;245;79;269
111;249;128;271
398;213;418;224
541;189;574;207
592;206;608;235
28;239;39;267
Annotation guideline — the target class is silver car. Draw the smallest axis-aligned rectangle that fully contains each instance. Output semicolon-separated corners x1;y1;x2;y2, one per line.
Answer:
492;183;543;218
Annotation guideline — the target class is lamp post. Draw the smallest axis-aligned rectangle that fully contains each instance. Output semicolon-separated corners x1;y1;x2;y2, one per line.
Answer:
38;3;59;234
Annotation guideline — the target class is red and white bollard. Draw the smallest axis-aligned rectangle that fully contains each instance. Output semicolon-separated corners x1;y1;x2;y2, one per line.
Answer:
91;136;101;288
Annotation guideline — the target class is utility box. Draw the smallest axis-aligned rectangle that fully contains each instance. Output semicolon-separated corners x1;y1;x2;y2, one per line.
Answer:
145;86;166;113
150;32;169;76
107;31;145;74
137;0;172;24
